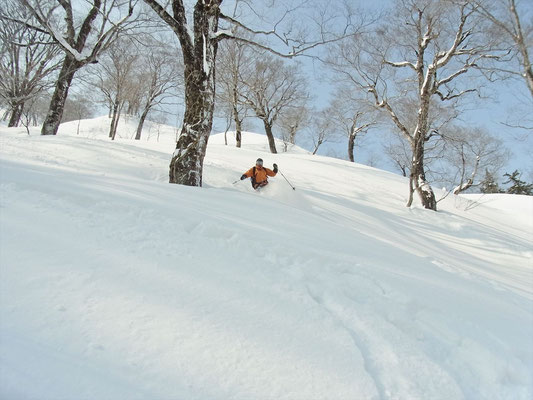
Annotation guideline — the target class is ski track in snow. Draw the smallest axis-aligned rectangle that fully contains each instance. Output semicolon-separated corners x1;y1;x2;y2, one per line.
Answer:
1;120;532;399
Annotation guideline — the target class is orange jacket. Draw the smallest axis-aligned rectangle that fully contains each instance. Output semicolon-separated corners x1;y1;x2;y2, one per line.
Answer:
243;165;276;183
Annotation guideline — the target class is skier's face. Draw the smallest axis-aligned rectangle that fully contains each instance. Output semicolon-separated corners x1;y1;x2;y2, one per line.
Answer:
256;163;263;169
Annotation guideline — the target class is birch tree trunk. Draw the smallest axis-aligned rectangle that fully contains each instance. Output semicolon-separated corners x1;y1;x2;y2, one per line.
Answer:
135;106;150;140
169;2;220;185
109;98;120;139
8;102;24;127
409;94;437;210
234;112;242;148
348;133;355;162
169;68;215;184
232;88;242;148
407;135;436;210
42;56;78;135
348;118;359;163
262;120;278;154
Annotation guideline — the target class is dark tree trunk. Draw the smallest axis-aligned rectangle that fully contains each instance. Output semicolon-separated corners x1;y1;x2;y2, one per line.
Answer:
156;0;221;186
235;127;242;148
233;106;242;148
169;66;216;185
262;120;277;153
135;106;150;140
407;136;437;210
348;133;355;162
232;86;242;148
312;139;322;155
41;56;78;135
109;99;120;140
8;102;24;127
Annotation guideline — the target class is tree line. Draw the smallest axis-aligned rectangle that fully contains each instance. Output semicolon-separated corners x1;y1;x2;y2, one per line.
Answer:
1;0;532;209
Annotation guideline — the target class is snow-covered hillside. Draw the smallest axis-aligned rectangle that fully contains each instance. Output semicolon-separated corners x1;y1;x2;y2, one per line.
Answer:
1;117;532;399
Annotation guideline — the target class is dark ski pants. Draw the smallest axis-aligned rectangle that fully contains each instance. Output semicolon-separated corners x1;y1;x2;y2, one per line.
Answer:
252;179;268;190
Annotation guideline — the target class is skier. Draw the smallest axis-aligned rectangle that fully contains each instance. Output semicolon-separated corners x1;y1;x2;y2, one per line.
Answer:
240;158;278;189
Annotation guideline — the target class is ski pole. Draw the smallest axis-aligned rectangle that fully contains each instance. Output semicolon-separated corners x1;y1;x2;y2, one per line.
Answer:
278;169;296;190
233;177;247;185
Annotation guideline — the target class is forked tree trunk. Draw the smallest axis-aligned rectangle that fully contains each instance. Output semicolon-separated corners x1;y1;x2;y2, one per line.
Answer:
41;56;78;135
312;139;323;155
262;120;277;154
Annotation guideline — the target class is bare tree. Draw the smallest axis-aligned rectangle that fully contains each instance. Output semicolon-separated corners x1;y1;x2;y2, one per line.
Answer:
17;0;137;136
381;123;509;196
90;39;138;140
62;92;93;134
142;0;360;185
134;41;183;140
278;104;310;152
383;131;411;177
240;56;308;153
216;36;254;148
328;88;379;162
442;127;510;194
0;1;61;127
308;108;339;155
474;0;533;99
329;0;504;210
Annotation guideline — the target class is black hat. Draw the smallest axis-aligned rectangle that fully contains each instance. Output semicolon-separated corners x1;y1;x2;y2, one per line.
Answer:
256;158;263;165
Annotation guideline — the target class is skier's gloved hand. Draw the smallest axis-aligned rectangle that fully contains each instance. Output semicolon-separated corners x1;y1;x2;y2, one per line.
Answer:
273;163;278;173
240;174;247;180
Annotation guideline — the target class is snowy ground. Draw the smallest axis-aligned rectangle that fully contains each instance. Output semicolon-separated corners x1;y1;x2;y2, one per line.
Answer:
1;116;532;399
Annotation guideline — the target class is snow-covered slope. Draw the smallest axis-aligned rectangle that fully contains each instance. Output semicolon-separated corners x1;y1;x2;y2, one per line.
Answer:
1;118;532;399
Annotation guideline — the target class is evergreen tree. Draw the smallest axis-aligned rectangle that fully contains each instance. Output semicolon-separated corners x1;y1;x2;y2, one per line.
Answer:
503;170;533;195
480;169;502;193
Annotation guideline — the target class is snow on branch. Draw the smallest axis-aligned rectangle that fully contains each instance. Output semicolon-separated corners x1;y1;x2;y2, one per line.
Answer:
384;60;417;70
437;67;469;87
434;7;473;69
219;13;278;40
19;0;137;65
